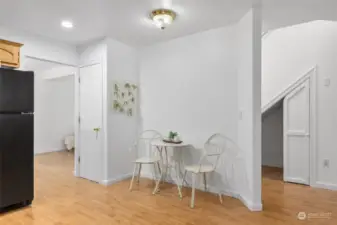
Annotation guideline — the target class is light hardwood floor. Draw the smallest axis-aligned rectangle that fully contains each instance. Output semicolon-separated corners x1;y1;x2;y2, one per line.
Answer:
0;152;336;224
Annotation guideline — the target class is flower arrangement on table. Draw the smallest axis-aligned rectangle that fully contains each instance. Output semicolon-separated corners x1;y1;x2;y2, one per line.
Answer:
163;131;182;144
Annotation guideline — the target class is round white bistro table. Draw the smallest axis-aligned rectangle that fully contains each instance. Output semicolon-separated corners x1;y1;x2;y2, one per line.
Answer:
151;140;190;199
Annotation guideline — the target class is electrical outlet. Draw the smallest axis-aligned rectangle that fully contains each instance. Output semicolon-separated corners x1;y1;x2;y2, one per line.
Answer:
323;159;330;168
239;111;243;120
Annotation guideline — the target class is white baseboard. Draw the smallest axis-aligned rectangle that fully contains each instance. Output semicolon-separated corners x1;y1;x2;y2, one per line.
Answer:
312;181;337;191
285;177;308;185
73;170;78;177
100;173;132;186
141;172;262;211
238;195;263;211
35;148;66;155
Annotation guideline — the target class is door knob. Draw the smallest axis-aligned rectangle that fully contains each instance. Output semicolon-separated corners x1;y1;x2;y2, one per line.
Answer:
93;127;100;139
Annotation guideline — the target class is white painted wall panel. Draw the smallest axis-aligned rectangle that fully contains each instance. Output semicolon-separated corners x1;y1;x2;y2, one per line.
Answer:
237;7;262;210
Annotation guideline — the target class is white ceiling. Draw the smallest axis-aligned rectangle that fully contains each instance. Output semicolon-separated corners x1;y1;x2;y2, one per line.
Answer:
262;0;337;31
0;0;336;47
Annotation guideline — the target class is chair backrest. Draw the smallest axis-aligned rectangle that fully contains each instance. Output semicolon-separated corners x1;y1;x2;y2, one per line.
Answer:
134;130;162;158
199;133;234;171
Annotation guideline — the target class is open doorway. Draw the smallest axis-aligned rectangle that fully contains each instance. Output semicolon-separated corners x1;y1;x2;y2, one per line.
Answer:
22;57;76;175
262;100;284;181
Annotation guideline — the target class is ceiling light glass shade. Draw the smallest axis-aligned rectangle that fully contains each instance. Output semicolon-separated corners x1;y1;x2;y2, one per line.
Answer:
150;9;176;29
61;20;73;29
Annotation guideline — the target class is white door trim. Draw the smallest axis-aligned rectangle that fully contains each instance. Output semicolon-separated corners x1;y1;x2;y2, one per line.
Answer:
282;66;317;186
23;55;80;176
283;78;310;184
79;61;101;68
101;56;108;184
24;55;78;67
262;66;317;113
74;69;80;177
309;67;317;187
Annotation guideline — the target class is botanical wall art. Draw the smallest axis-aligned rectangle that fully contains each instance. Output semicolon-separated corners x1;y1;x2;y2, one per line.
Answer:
112;81;137;116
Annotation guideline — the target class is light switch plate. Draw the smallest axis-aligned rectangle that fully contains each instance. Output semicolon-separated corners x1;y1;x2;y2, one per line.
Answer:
323;159;330;168
324;78;330;87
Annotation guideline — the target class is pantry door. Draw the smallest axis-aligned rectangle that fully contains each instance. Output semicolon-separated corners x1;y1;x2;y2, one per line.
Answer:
78;63;103;183
283;78;310;185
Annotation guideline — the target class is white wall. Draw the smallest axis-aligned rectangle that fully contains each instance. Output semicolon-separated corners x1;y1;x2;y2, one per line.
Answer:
77;40;107;66
34;67;75;154
262;22;316;108
262;105;283;168
262;20;337;188
237;7;262;210
140;25;238;146
106;38;139;181
0;25;78;67
139;24;239;194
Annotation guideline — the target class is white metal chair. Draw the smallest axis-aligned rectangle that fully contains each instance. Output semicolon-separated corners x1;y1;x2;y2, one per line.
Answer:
129;130;162;192
183;133;228;208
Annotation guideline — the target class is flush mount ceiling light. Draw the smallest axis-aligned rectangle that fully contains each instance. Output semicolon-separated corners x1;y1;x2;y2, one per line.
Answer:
61;20;73;29
150;9;177;30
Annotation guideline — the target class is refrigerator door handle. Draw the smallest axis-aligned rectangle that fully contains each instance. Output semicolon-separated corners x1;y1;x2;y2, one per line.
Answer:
21;112;34;115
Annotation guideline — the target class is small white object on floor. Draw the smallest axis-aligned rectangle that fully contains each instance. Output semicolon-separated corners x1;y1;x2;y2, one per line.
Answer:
64;135;75;151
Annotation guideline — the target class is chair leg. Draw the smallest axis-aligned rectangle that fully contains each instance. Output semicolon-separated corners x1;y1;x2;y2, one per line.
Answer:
174;162;183;199
129;164;138;191
162;147;168;183
155;162;162;183
153;167;163;195
152;164;157;184
203;173;207;191
219;193;223;204
137;164;142;183
190;173;197;208
157;162;161;175
183;170;188;187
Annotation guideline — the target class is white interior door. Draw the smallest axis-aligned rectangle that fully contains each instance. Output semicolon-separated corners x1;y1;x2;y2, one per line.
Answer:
79;64;103;183
283;78;310;185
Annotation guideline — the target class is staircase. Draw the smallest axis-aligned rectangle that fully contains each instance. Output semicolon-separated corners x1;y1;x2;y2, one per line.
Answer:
262;66;316;114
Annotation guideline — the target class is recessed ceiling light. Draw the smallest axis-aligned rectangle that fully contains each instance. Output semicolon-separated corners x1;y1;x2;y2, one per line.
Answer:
150;9;176;30
61;20;73;29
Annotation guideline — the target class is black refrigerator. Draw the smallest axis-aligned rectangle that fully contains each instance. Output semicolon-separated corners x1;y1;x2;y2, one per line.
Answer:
0;68;34;209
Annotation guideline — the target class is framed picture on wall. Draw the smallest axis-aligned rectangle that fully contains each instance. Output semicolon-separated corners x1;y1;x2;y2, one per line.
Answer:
112;81;137;117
